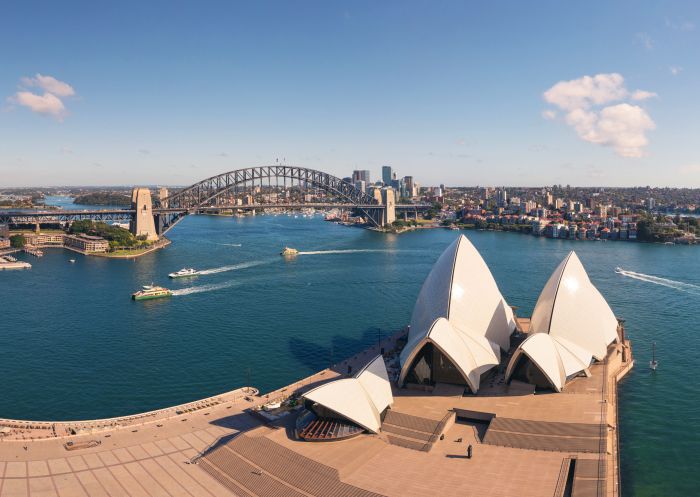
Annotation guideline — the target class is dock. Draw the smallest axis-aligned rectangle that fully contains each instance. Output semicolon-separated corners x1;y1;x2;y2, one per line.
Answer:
0;255;31;270
0;321;632;497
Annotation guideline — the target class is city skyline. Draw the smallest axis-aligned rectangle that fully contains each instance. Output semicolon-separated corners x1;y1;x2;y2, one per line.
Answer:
2;1;699;187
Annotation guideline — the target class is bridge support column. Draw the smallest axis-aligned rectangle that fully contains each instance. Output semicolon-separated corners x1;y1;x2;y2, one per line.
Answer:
381;188;396;226
130;188;159;241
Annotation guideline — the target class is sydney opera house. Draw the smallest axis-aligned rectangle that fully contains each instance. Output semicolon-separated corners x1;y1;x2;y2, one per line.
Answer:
0;235;633;497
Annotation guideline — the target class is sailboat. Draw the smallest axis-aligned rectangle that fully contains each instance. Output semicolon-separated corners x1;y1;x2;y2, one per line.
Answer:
649;342;658;371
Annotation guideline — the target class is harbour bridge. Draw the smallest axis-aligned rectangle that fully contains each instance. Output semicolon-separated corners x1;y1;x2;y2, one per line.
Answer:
0;166;429;237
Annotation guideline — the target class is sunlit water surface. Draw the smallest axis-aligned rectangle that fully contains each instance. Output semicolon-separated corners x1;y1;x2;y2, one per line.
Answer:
1;208;697;496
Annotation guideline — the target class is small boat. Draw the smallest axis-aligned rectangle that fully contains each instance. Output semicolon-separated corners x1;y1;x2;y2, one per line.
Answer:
650;342;658;371
69;259;76;263
449;225;459;230
614;267;623;274
132;284;172;301
280;247;299;256
168;268;199;278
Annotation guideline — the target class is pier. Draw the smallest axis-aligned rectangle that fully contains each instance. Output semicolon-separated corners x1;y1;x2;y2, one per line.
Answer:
0;320;632;497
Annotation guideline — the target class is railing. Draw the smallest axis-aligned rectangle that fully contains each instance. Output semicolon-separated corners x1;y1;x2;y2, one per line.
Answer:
597;358;609;497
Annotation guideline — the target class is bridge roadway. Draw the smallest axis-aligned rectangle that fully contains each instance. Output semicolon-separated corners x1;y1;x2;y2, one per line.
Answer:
0;204;427;224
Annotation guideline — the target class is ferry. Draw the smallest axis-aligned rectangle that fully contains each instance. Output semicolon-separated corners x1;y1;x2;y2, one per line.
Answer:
132;284;172;301
168;268;199;278
280;247;299;256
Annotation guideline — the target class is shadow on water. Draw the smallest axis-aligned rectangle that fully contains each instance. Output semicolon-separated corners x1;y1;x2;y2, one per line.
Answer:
287;327;386;372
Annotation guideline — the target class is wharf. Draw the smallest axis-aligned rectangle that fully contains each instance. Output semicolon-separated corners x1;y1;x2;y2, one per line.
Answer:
0;321;632;497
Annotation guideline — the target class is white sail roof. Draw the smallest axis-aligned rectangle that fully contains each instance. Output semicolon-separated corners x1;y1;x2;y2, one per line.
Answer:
505;251;618;392
529;251;618;361
399;317;500;393
407;235;515;352
302;355;392;433
399;235;515;392
505;333;593;392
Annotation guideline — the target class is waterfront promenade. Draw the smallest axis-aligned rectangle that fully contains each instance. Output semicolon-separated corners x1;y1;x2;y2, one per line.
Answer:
0;320;632;497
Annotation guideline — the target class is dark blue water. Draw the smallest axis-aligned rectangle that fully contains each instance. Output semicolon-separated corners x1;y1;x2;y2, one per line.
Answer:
1;214;697;496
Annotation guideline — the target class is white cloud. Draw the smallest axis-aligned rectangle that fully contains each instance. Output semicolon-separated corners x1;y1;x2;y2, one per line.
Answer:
631;90;657;101
543;73;628;111
543;73;656;158
636;32;654;50
21;74;75;97
670;65;683;76
541;109;557;120
9;91;66;119
665;18;695;32
7;74;76;121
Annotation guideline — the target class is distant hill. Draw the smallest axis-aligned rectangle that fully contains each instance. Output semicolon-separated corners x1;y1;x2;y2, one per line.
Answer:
73;192;131;206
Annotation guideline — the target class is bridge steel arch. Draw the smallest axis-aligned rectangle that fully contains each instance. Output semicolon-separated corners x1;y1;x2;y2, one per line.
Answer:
156;165;383;234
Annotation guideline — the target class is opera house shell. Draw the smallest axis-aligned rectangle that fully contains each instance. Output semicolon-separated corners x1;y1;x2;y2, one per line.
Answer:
398;235;516;393
505;251;620;392
301;354;393;434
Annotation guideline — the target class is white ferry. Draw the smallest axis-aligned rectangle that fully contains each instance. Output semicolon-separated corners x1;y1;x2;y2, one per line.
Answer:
168;268;200;278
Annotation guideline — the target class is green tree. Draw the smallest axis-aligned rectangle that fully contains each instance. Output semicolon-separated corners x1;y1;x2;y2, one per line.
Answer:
10;234;25;248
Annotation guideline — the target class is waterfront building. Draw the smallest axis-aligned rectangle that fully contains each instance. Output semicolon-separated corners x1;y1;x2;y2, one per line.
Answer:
0;223;8;238
505;251;619;391
398;235;516;392
0;238;9;249
382;165;393;185
23;233;64;246
64;234;109;253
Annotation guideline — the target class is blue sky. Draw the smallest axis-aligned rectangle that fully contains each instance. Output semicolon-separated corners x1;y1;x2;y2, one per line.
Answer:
1;1;698;187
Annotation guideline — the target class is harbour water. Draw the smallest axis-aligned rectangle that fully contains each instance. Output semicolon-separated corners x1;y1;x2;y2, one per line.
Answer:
1;211;698;496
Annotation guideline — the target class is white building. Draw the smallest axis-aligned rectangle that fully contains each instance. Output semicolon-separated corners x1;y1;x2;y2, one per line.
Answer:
505;251;619;392
398;235;516;393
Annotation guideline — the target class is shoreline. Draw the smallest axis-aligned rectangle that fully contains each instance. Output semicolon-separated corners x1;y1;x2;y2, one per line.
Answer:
0;324;631;497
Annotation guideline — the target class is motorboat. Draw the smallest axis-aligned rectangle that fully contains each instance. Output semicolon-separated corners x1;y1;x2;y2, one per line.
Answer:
69;259;76;263
168;268;199;278
280;247;299;256
614;267;623;274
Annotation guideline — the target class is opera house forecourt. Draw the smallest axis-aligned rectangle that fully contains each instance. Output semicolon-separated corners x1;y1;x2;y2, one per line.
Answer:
0;234;633;497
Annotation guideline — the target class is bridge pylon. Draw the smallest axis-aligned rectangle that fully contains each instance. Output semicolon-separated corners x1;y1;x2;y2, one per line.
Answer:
129;188;159;241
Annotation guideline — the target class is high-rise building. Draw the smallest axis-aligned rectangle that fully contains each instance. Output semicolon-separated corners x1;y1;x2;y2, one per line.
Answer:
545;192;553;206
647;198;656;210
382;166;392;185
352;170;371;183
496;188;508;207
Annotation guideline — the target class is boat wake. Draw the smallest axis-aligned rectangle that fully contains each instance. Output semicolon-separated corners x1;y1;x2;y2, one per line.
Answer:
197;260;266;275
218;243;242;247
616;269;700;295
297;249;396;256
172;280;238;296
